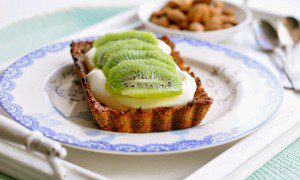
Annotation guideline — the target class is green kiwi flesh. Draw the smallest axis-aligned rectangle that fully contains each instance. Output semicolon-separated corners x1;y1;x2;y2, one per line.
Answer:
102;50;176;75
93;30;158;47
107;60;182;98
94;39;159;69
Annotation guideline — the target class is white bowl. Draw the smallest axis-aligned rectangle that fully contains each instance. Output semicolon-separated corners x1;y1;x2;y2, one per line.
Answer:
138;0;252;42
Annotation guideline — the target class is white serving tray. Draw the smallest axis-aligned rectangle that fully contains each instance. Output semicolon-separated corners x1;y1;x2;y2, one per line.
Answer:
0;6;299;180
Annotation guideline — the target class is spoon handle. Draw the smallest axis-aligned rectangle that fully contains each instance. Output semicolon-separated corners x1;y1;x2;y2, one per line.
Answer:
274;47;300;91
285;45;294;62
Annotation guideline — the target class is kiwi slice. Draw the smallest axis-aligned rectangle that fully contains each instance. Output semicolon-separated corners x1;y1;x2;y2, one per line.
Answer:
93;30;158;47
105;59;176;76
102;50;176;75
94;39;160;69
107;60;182;98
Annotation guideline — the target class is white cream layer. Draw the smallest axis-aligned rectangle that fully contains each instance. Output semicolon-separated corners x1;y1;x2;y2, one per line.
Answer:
85;40;197;111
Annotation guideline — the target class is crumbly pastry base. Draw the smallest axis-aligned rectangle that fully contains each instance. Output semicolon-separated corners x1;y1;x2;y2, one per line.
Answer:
70;36;213;133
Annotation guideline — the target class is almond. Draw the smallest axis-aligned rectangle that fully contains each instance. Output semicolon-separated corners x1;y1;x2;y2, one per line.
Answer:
214;0;224;9
166;0;180;8
151;12;160;19
160;7;173;15
204;16;222;30
193;0;211;5
200;4;211;23
223;23;234;29
168;24;181;30
188;4;210;23
187;4;202;22
188;22;205;31
166;0;193;10
166;9;187;22
178;20;189;29
223;7;234;15
178;0;193;11
210;6;222;16
221;15;237;24
151;16;170;27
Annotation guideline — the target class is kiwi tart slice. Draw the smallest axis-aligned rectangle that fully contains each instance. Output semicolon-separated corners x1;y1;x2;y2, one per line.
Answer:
70;34;213;133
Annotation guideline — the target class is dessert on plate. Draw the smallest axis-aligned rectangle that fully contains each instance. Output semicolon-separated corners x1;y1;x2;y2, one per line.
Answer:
70;30;212;133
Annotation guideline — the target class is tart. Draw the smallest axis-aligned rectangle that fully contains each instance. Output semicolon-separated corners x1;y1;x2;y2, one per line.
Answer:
70;31;213;133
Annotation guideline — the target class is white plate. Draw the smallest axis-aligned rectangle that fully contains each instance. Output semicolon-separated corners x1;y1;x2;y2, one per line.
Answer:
138;0;252;42
0;36;283;155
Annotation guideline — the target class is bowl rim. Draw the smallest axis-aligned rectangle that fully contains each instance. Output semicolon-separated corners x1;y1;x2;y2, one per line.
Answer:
138;0;253;35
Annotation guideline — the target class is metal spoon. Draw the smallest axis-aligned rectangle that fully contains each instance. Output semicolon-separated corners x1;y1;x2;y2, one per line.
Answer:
281;17;300;44
278;16;300;62
252;19;300;91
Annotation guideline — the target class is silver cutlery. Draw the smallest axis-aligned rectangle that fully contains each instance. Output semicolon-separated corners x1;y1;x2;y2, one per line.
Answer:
252;19;300;91
278;16;300;62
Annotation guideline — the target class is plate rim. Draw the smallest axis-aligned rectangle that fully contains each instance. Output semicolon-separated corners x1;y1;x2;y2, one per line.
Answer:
0;35;284;154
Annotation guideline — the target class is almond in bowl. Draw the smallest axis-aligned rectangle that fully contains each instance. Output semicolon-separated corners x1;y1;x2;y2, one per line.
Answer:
138;0;252;42
150;0;237;32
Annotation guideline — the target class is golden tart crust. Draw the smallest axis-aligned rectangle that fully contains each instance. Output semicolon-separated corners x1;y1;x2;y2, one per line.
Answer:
70;36;213;133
